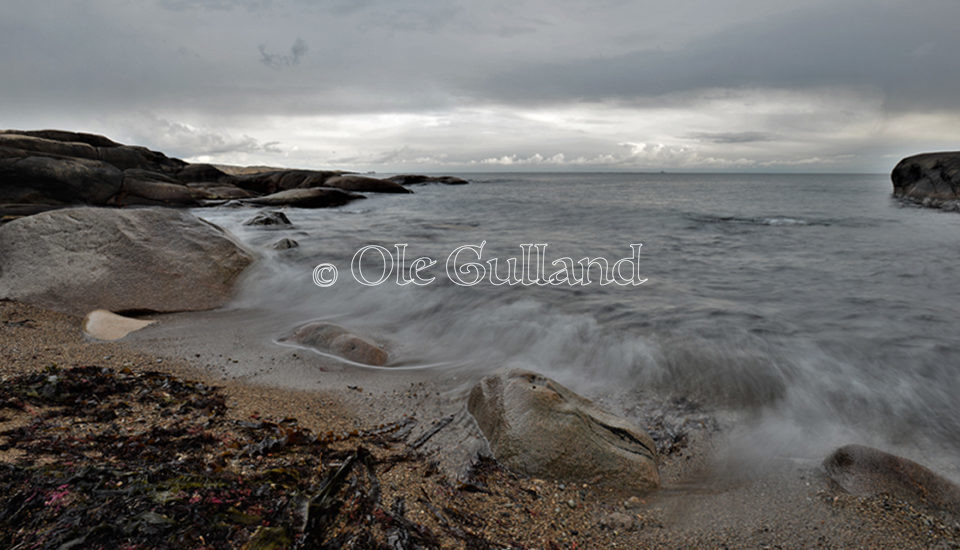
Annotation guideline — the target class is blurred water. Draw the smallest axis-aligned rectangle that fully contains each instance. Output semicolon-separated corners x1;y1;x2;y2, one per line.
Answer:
195;173;960;469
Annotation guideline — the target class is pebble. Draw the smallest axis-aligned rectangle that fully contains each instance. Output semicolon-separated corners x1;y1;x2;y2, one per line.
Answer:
600;512;637;532
623;496;644;510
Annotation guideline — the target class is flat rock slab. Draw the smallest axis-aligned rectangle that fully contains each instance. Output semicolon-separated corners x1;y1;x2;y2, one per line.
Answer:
83;309;155;340
824;444;960;516
468;369;660;492
0;207;254;315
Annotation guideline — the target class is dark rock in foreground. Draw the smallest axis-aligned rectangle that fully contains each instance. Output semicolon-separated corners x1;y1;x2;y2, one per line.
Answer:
824;444;960;516
468;369;660;492
892;152;960;209
0;207;254;315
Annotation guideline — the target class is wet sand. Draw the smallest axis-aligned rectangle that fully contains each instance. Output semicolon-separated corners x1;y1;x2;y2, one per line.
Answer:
2;299;958;548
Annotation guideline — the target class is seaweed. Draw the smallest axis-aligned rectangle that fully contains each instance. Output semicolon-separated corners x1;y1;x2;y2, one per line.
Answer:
0;366;496;549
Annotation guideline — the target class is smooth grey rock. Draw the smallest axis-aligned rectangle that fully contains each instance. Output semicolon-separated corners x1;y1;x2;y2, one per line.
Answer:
281;322;388;366
0;207;254;314
824;444;960;515
324;175;411;194
467;369;659;492
0;152;123;205
117;176;205;206
231;169;343;195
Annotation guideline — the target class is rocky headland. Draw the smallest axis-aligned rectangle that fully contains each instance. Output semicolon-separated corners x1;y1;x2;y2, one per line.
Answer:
0;129;466;222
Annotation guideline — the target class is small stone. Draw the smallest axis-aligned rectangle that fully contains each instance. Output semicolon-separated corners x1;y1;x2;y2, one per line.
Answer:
566;499;576;508
623;496;644;510
600;512;637;532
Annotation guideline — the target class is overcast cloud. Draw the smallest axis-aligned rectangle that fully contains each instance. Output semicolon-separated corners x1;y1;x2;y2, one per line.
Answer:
1;0;957;172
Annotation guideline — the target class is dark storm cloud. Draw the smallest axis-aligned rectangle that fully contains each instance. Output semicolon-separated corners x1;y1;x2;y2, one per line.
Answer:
259;38;309;68
466;1;960;112
689;132;778;144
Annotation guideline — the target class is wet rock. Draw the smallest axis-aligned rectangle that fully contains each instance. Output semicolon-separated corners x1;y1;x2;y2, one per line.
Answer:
324;175;412;194
282;322;388;366
271;238;299;250
892;152;960;209
467;369;660;492
0;207;254;315
244;188;363;208
824;444;960;515
386;174;469;186
243;210;292;226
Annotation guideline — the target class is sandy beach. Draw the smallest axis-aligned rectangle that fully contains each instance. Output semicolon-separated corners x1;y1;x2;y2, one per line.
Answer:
3;298;958;548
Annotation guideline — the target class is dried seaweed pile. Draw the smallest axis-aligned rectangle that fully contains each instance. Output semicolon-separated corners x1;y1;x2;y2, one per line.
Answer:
0;366;501;549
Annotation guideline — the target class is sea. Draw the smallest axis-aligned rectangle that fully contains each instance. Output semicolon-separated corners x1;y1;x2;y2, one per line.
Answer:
196;172;960;473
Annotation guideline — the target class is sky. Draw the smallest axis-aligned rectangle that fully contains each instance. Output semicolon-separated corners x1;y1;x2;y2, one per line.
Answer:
2;0;959;173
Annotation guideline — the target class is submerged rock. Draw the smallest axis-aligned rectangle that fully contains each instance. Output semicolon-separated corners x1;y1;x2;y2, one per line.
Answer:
0;207;254;315
281;322;388;366
824;444;960;515
467;369;659;492
243;210;292;226
270;238;299;250
892;152;960;209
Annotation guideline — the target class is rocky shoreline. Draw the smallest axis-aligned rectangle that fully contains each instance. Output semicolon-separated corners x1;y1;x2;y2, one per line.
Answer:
1;132;959;547
0;129;466;223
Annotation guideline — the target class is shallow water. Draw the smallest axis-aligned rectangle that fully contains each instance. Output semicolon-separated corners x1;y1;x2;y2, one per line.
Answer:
195;173;960;473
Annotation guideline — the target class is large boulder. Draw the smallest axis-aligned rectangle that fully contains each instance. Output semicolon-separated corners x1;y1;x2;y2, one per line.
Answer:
280;322;389;366
0;150;123;205
0;207;254;314
467;369;660;492
892;152;960;208
824;444;960;515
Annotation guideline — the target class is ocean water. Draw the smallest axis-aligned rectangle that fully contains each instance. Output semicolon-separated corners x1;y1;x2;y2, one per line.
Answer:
196;173;960;471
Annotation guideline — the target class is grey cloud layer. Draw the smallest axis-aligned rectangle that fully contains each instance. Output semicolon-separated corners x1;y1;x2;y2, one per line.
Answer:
0;0;957;170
